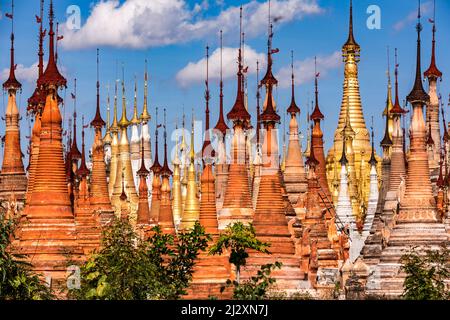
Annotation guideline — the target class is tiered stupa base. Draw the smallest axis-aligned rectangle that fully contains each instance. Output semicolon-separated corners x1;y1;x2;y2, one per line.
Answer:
74;206;101;254
365;219;448;298
14;217;84;295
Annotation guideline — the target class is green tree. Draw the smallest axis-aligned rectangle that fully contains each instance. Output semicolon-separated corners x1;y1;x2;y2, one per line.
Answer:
209;222;270;284
69;219;209;300
0;212;54;300
224;262;281;300
401;244;450;300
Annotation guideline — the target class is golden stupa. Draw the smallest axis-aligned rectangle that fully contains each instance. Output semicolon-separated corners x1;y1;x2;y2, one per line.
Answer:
325;0;381;214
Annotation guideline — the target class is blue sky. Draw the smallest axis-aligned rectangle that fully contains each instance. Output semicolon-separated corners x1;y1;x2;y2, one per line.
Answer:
0;0;449;164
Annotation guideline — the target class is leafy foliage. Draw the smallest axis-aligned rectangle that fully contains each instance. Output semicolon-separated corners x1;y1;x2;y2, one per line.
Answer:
69;219;209;300
209;222;270;283
401;244;450;300
222;262;281;300
0;213;54;300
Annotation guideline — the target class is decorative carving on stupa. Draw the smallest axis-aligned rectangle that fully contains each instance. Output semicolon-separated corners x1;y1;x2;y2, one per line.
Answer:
218;7;253;229
283;51;307;204
326;0;380;215
16;0;84;292
0;0;27;203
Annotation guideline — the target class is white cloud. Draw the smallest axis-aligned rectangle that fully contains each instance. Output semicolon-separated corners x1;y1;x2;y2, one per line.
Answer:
0;62;39;84
176;44;266;87
276;51;341;88
393;1;432;32
61;0;323;50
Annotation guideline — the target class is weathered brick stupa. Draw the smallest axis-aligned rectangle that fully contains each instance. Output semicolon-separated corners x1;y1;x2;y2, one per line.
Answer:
0;2;27;203
299;133;342;290
136;135;151;228
218;7;253;229
89;49;114;224
187;57;231;297
16;0;83;291
283;51;307;205
424;0;443;189
364;6;449;297
74;118;101;254
26;0;46;206
242;23;306;294
213;31;229;215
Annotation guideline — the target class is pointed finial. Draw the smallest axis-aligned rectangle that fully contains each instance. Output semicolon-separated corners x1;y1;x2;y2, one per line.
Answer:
190;111;195;162
150;106;161;173
119;64;130;128
256;60;261;146
214;30;229;136
38;0;66;89
3;0;21;91
141;59;151;122
407;0;429;104
311;56;324;121
287;50;300;115
424;0;442;79
344;0;359;49
91;48;105;128
161;108;172;176
130;74;140;125
369;117;377;166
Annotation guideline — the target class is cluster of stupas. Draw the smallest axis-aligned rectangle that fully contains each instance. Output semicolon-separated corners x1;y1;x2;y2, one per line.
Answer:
0;0;448;299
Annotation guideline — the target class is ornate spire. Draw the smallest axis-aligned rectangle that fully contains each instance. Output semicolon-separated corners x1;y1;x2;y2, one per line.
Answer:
441;104;449;143
286;50;300;115
259;19;280;124
150;107;161;173
140;59;151;122
27;0;46;111
91;49;106;128
406;1;429;104
130;75;141;125
424;0;442;79
111;79;119;132
70;79;82;160
391;48;408;115
310;57;324;121
343;0;360;51
77;116;89;177
214;30;229;137
137;133;149;176
340;134;348;166
119;66;130;128
380;86;393;148
227;6;251;124
3;0;21;90
369;119;377;166
38;0;66;89
202;45;212;157
161;108;172;176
